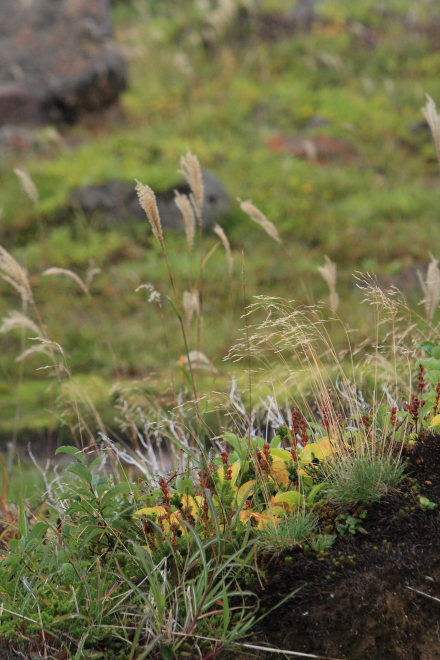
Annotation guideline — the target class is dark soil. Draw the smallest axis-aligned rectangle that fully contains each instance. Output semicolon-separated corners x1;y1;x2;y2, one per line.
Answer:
244;435;440;660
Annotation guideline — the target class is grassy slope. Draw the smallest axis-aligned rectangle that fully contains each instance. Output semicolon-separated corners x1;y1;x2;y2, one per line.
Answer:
0;0;440;439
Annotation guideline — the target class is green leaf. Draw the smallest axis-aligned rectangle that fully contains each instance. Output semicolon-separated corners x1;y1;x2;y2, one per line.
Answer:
67;463;92;484
66;503;85;515
223;432;247;458
18;488;28;538
101;481;133;507
419;358;440;371
55;446;86;464
418;340;436;356
57;491;75;501
89;455;105;470
84;527;104;544
166;295;182;321
306;482;328;503
273;490;303;507
97;483;110;497
27;522;49;541
222;579;230;637
270;448;293;462
161;646;174;660
176;476;193;494
270;435;282;448
179;365;192;387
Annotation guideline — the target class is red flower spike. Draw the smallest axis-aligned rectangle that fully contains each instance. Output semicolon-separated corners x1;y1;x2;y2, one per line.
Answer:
390;407;397;427
434;382;440;416
417;364;426;395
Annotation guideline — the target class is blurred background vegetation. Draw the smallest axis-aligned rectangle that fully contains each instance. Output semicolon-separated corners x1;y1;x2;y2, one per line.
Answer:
1;0;440;449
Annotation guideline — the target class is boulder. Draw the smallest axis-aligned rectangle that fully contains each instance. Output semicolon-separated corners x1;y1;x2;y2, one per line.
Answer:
0;0;127;126
69;170;230;230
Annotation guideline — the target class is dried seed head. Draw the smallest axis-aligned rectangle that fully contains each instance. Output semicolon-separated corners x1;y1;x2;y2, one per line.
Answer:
136;283;161;304
43;267;90;296
0;311;39;335
15;338;64;363
14;168;38;205
174;190;196;252
85;265;101;288
417;254;440;322
213;224;233;277
135;180;164;249
238;198;281;244
183;290;200;327
318;256;339;313
422;94;440;175
178;150;204;224
0;246;33;304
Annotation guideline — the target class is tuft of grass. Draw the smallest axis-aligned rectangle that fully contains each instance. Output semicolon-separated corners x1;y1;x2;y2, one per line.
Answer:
324;454;406;507
256;511;318;554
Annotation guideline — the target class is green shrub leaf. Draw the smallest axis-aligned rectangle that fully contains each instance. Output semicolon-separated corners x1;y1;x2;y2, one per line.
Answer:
55;446;86;464
66;463;92;484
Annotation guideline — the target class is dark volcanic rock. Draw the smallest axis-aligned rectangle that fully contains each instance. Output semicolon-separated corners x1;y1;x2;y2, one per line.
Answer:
0;0;127;125
69;170;230;230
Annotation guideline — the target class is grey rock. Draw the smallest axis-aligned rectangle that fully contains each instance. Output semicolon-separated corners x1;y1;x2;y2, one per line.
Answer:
69;170;230;230
0;0;127;126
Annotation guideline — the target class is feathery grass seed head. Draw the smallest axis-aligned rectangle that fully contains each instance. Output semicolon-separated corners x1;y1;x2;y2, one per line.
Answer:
417;254;440;322
183;290;200;327
136;283;161;303
318;256;339;313
422;94;440;174
43;267;90;297
238;198;281;243
213;224;233;277
174;190;196;252
135;180;164;249
14;168;39;206
178;149;204;224
0;246;33;304
0;311;39;335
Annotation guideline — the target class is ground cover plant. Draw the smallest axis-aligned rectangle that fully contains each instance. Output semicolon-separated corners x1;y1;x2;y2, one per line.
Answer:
1;131;440;657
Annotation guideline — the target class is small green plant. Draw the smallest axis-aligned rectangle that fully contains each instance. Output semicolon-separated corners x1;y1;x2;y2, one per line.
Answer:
418;496;437;511
255;511;318;554
309;534;337;552
336;511;367;537
325;455;406;507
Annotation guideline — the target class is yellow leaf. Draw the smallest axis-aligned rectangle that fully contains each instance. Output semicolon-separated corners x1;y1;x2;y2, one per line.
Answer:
133;506;167;520
299;439;332;465
216;461;240;487
133;506;186;534
429;414;440;428
235;480;255;504
180;494;203;517
239;509;271;529
270;457;290;486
